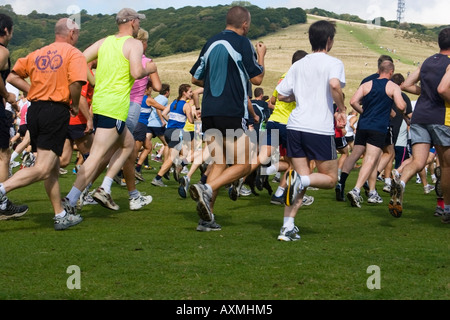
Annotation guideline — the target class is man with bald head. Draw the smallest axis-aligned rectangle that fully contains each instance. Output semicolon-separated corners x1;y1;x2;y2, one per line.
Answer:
189;6;266;231
3;18;87;230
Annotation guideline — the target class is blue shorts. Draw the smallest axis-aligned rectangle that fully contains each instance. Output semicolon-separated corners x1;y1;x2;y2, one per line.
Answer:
93;114;126;135
287;129;337;161
260;121;287;148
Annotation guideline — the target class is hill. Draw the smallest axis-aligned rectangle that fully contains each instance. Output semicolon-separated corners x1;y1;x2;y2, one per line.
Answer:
155;14;440;104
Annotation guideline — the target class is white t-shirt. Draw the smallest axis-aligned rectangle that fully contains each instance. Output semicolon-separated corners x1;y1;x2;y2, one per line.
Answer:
276;52;346;135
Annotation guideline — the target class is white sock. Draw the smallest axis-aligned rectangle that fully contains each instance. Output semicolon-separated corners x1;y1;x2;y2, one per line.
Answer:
275;187;285;197
283;217;295;229
300;175;310;188
55;211;66;218
101;176;114;194
385;178;391;185
10;151;19;162
66;187;82;207
0;183;6;197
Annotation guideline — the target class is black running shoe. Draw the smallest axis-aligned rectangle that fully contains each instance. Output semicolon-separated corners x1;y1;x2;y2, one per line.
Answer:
0;197;28;220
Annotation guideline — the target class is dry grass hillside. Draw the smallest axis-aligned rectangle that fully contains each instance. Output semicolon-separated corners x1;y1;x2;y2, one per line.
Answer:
154;14;440;105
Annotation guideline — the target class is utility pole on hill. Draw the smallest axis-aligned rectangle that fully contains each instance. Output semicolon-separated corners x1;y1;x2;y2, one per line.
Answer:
397;0;406;23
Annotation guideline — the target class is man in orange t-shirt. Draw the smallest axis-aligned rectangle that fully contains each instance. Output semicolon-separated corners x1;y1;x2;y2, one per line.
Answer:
2;18;87;231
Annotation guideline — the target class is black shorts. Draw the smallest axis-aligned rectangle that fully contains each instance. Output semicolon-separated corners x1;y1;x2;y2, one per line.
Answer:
164;127;183;150
67;124;88;141
133;122;147;142
18;124;28;137
27;101;70;156
93;114;126;135
0;117;10;149
335;136;348;150
147;126;165;137
201;116;247;137
355;129;386;149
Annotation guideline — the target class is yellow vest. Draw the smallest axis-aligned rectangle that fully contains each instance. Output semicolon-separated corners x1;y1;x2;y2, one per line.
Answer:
92;35;135;122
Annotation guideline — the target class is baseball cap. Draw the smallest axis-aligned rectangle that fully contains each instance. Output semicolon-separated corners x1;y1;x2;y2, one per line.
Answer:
116;8;146;24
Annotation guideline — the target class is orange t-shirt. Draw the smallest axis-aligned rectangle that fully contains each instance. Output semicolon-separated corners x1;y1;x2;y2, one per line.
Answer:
13;41;87;106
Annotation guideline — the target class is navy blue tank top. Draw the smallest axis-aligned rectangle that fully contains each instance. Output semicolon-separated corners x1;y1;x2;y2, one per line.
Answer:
411;54;450;125
358;78;392;133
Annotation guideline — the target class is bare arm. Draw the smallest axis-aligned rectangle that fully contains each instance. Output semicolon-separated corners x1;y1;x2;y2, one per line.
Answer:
191;76;204;88
401;68;421;95
69;81;83;117
250;42;266;86
5;72;28;105
330;78;347;128
146;96;166;111
350;84;366;115
437;65;450;102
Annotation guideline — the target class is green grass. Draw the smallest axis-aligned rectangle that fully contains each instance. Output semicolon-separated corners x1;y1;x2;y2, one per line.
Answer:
0;156;448;300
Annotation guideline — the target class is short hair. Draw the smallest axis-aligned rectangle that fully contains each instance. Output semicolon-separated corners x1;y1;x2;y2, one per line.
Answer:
391;73;405;85
0;13;13;37
254;87;264;97
377;55;393;68
160;83;170;95
292;50;308;64
438;27;450;51
309;20;336;52
379;60;395;74
226;6;250;29
55;18;80;36
136;28;149;42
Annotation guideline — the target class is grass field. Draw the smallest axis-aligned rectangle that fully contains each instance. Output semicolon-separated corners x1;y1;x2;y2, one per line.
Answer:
0;154;448;300
0;15;448;302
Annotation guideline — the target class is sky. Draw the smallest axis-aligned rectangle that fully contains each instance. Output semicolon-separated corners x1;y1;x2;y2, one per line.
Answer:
2;0;449;25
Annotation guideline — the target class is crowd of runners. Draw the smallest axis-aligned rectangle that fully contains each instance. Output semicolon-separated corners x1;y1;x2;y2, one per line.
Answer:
0;7;449;240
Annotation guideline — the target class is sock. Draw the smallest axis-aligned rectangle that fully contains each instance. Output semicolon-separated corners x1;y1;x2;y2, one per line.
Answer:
55;210;66;218
437;198;444;209
136;164;142;173
261;164;277;175
275;187;285;197
156;175;162;180
82;153;90;161
100;176;114;194
0;183;6;197
10;151;19;162
300;175;310;188
340;172;349;187
385;177;391;185
129;189;139;199
283;217;295;229
66;187;82;207
400;181;406;189
200;174;207;184
353;187;361;194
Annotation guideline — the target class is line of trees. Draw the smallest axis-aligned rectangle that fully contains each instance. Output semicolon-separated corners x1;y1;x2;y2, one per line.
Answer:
0;3;307;63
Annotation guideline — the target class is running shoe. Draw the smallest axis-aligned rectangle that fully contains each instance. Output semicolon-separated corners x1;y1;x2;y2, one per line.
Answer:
277;225;301;241
270;193;285;205
92;187;119;211
367;193;383;204
435;167;442;198
54;212;83;231
441;212;450;224
0;196;28;220
135;170;145;182
382;183;391;193
285;170;303;206
388;170;403;218
178;176;190;199
424;184;435;194
347;189;363;208
189;183;213;222
129;192;153;211
302;194;314;206
228;177;244;202
151;177;167;187
335;183;345;201
196;219;222;232
434;205;444;217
